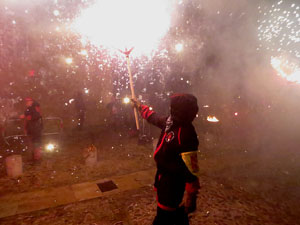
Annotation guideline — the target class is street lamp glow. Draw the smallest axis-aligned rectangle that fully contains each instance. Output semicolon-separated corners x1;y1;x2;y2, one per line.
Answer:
46;143;55;152
175;43;183;52
65;57;73;64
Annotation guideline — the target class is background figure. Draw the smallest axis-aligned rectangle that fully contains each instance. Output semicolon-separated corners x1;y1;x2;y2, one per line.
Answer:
106;96;120;131
20;98;43;162
75;92;86;130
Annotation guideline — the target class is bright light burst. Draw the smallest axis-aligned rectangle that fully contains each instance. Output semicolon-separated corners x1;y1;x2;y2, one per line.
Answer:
46;143;55;152
175;43;183;52
271;56;300;83
123;97;130;104
71;0;172;56
65;57;73;64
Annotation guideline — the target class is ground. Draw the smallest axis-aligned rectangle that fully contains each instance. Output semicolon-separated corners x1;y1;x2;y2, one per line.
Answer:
0;127;299;225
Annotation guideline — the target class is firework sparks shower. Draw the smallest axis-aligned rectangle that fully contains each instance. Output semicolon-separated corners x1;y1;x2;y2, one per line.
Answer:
70;0;172;57
258;0;300;82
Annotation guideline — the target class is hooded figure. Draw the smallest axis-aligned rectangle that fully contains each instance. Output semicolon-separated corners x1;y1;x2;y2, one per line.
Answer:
132;93;200;225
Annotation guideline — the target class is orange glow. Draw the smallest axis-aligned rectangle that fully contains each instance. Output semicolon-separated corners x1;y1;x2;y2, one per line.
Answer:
207;116;219;123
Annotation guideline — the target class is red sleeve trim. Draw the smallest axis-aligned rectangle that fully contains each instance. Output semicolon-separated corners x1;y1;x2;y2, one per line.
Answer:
140;105;155;120
185;180;200;194
178;127;182;145
153;133;167;158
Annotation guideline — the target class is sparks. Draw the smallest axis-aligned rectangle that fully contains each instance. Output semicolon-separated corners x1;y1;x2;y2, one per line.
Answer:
271;56;300;83
258;1;300;59
70;0;172;57
175;43;184;52
65;57;73;64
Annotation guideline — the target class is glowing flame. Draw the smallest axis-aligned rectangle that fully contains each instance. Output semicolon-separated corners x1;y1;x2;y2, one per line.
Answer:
271;56;300;83
207;116;219;123
71;0;172;57
65;57;73;64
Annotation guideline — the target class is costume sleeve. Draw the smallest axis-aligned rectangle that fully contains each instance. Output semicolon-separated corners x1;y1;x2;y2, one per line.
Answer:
139;105;166;129
179;126;200;194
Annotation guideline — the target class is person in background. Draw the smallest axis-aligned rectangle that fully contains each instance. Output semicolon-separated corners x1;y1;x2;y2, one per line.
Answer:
75;92;86;130
132;93;200;225
20;98;43;163
106;96;120;131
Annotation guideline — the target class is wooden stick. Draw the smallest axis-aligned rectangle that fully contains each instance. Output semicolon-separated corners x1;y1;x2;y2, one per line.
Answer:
126;55;140;131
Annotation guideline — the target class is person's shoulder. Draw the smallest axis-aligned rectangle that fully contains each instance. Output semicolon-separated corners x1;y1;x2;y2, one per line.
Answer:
181;123;197;134
179;124;199;150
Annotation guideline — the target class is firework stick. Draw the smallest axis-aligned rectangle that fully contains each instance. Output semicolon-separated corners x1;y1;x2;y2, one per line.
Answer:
126;55;140;131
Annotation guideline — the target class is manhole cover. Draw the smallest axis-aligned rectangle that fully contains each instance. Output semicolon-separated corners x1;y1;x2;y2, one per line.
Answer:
97;180;118;192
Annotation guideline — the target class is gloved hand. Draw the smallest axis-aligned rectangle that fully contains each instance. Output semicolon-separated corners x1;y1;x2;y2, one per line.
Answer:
131;98;141;110
184;192;197;214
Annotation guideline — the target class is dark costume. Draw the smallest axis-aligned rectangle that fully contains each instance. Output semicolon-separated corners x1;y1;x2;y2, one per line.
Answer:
138;94;200;225
24;100;43;161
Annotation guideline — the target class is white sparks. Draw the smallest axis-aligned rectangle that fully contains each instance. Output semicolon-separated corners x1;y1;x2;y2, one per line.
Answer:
53;10;60;16
70;0;172;57
175;43;183;52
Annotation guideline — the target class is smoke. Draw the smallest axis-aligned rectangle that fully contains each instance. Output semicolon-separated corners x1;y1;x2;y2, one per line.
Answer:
0;98;19;125
179;0;300;206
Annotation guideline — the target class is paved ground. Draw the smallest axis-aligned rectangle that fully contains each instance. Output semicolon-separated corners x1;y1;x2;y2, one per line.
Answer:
0;169;156;219
0;130;299;224
0;170;299;225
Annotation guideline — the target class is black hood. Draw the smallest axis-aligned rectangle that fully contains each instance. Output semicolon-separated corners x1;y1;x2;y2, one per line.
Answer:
170;93;198;124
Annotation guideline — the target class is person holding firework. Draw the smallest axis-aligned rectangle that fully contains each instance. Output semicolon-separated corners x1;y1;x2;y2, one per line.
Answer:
132;93;200;225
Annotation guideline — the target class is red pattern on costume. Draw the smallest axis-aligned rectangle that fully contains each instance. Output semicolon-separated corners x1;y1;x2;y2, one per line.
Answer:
156;195;176;211
178;127;182;145
140;105;154;120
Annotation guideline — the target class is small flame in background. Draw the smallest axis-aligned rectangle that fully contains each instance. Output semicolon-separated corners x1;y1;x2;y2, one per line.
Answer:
271;56;300;83
207;116;219;123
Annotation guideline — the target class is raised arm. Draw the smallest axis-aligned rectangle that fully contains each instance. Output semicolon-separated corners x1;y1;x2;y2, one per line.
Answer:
139;105;166;129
